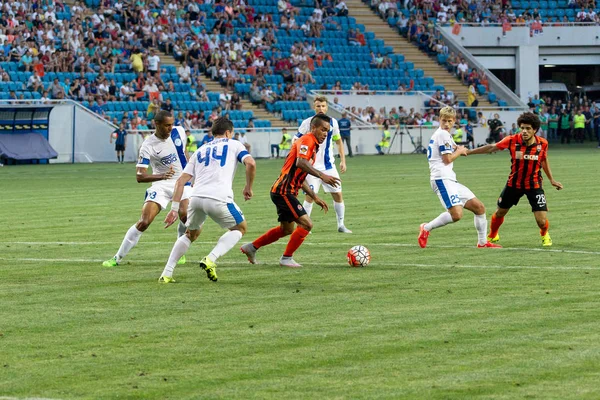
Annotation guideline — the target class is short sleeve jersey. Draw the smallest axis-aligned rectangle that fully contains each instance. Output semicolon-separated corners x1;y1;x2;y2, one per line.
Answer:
295;115;340;171
271;133;319;196
136;126;188;187
495;133;548;190
184;137;250;202
427;128;457;181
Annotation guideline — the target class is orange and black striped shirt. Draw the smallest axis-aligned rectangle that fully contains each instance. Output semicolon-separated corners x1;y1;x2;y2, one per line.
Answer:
271;134;319;196
496;134;548;190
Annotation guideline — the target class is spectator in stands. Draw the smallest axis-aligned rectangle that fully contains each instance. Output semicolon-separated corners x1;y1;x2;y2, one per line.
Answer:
27;74;43;93
230;91;242;110
467;81;478;107
219;88;232;110
457;58;469;83
347;28;361;46
584;105;594;141
161;98;174;113
200;129;214;146
573;108;587;143
130;48;144;73
178;61;191;84
51;78;65;99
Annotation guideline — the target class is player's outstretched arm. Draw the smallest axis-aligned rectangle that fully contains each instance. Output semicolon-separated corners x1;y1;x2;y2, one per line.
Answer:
441;145;468;165
243;156;256;201
136;165;175;183
541;159;563;190
467;144;499;156
296;158;341;187
164;172;193;228
302;181;328;213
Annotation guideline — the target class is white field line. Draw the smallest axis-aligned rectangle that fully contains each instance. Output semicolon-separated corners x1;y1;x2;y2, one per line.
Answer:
0;257;597;271
0;397;64;400
1;241;600;256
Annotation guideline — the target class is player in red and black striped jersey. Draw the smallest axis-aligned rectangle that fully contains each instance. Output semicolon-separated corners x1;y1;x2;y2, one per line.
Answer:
467;112;563;247
240;115;341;268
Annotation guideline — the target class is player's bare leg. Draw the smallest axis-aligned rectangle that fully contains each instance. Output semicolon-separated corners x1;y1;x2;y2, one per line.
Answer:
103;201;161;267
489;207;509;242
465;198;501;248
534;210;552;247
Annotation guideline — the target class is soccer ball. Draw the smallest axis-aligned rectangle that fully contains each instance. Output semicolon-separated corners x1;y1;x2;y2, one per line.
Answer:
111;132;118;139
347;245;370;267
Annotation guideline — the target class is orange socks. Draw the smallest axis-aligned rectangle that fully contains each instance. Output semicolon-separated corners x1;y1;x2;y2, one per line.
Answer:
540;220;549;236
253;226;286;249
283;227;310;257
490;213;504;237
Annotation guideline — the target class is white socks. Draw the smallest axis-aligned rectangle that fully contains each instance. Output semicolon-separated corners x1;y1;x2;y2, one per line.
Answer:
303;200;346;228
115;225;143;261
425;212;453;231
303;200;314;216
208;230;243;262
161;235;191;278
334;201;345;228
177;221;187;238
474;214;488;245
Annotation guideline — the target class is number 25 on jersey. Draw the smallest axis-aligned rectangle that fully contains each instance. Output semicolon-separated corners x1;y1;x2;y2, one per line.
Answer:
197;145;229;167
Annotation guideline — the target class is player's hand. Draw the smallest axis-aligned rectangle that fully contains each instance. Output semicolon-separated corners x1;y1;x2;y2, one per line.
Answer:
164;210;178;228
551;180;563;190
320;173;340;187
455;145;468;156
243;185;253;201
163;166;175;180
340;160;347;173
314;197;328;213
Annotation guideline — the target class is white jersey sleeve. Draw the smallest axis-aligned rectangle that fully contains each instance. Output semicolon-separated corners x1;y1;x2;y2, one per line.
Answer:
136;140;152;168
427;128;457;181
294;117;312;143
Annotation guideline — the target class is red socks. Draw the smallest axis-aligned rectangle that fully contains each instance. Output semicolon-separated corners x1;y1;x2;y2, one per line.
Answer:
283;227;310;257
490;213;504;238
253;226;285;249
540;220;549;236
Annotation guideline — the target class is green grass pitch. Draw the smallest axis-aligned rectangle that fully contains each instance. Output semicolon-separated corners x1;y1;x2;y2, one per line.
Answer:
1;146;600;399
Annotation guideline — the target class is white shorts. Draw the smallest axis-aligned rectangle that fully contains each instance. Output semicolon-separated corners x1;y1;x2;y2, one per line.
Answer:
431;179;475;209
144;184;192;210
186;197;245;230
305;167;342;194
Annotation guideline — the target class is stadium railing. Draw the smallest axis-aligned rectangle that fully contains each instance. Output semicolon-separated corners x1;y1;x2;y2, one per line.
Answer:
435;23;527;108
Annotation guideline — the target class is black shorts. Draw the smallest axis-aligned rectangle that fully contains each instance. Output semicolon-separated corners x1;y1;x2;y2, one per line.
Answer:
270;192;307;222
497;185;547;212
115;144;125;151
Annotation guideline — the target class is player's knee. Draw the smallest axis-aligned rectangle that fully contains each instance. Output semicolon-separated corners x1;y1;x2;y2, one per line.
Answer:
136;220;151;231
282;225;295;235
187;230;200;241
449;209;463;222
301;220;313;232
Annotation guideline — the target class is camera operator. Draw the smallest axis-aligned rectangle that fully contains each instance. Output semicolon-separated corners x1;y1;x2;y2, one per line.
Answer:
487;113;504;143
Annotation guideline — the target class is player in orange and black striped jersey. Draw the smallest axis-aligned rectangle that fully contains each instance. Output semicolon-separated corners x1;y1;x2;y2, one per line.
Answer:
240;115;341;268
467;112;563;247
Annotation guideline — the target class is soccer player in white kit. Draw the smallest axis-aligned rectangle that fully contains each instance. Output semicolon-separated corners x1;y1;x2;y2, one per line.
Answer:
160;117;256;283
102;111;193;267
418;106;501;249
295;96;352;233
